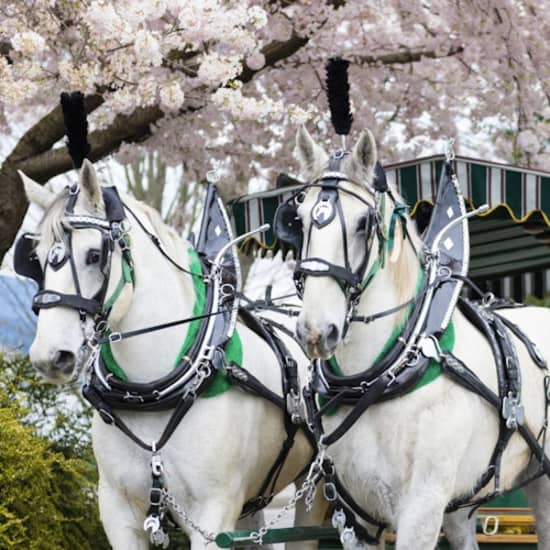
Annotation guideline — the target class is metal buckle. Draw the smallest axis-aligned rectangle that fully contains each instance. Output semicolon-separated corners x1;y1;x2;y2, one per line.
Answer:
149;487;163;506
324;482;337;501
99;408;114;425
108;332;122;343
151;453;164;477
502;391;524;429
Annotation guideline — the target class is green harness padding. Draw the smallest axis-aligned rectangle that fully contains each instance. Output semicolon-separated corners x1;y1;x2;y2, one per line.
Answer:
322;270;455;415
100;248;241;396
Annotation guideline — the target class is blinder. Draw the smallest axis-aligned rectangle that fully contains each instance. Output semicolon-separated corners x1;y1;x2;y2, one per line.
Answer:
273;197;304;253
14;233;43;288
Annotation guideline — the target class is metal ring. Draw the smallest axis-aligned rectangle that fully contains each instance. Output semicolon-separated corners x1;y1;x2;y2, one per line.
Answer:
482;515;499;536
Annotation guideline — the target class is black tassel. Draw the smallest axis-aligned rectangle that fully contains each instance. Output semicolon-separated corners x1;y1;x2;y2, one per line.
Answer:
325;58;353;136
60;91;91;169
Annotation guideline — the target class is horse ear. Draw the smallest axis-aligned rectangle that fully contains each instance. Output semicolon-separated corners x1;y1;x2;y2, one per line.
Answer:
79;159;103;210
347;129;377;186
294;125;328;180
19;170;56;210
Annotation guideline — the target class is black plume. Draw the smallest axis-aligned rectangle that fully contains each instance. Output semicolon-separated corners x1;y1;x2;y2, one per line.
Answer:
325;58;353;136
60;91;91;169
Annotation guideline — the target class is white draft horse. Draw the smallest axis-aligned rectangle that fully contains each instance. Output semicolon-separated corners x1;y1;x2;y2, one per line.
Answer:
20;162;327;550
292;125;550;550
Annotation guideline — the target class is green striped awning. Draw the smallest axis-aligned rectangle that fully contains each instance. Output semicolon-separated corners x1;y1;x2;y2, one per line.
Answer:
230;155;550;283
387;155;550;223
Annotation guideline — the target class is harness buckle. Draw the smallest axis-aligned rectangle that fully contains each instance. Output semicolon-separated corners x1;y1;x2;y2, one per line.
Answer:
98;408;114;425
502;391;525;429
151;453;164;477
108;332;122;343
149;487;163;506
324;482;337;501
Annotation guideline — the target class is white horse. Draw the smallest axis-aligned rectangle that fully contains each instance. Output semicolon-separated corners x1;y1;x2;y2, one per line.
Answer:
20;161;327;550
291;125;550;550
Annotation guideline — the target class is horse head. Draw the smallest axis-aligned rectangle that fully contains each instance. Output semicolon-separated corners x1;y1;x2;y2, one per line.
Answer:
19;160;134;382
285;125;419;360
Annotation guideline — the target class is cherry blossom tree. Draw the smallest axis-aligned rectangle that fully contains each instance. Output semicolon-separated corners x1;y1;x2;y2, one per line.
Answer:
0;0;548;261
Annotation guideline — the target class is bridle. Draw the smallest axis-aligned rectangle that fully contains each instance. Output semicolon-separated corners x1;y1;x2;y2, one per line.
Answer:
274;150;410;331
33;184;133;323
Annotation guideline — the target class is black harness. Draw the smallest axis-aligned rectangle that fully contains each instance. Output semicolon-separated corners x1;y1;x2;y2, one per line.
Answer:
275;155;550;547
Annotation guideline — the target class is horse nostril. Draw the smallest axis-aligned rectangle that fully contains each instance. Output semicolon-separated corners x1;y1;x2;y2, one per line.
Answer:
326;323;339;348
52;350;76;372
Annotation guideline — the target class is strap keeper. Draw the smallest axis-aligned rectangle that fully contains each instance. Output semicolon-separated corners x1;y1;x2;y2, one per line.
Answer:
149;487;163;506
108;332;122;343
98;408;114;425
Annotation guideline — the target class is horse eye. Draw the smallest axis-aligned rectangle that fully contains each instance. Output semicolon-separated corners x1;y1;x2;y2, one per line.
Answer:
295;191;306;204
86;249;102;265
356;215;368;233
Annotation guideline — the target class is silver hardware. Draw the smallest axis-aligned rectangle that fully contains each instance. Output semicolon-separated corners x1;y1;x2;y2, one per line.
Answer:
151;453;164;477
162;487;216;543
445;138;456;163
249;448;327;544
332;509;347;530
502;391;525;429
143;514;170;548
418;335;442;361
108;332;122;343
482;515;499;536
286;388;305;424
47;241;67;266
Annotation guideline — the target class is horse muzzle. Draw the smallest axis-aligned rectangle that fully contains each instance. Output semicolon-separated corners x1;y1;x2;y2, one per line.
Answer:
296;318;340;359
30;349;77;383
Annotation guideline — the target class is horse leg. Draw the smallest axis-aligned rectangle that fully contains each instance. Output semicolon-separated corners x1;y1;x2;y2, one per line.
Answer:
185;498;241;550
394;488;448;550
286;479;330;550
97;482;149;550
442;509;479;550
525;475;550;550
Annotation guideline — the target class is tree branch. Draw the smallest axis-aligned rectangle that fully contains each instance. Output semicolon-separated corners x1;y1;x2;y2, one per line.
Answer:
352;44;464;66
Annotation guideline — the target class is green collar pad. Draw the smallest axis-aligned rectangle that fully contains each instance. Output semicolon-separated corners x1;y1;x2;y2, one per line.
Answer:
322;269;454;414
100;247;241;396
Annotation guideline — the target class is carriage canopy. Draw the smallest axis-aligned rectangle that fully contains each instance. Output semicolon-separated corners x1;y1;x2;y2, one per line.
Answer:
231;155;550;299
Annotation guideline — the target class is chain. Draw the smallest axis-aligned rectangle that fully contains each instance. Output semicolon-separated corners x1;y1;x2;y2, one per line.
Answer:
250;449;326;545
162;488;217;543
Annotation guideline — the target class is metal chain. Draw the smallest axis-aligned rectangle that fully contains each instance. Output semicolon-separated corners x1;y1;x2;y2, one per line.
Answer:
250;449;326;545
162;487;217;543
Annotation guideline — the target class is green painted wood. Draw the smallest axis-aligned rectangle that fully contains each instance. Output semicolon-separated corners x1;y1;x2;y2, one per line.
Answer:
470;255;550;278
471;163;488;207
505;170;523;219
262;196;279;246
216;527;338;547
541;177;550;216
470;239;541;259
399;165;418;205
231;202;247;240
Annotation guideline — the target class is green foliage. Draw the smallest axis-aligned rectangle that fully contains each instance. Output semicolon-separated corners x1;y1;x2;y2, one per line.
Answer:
0;353;109;549
524;293;550;308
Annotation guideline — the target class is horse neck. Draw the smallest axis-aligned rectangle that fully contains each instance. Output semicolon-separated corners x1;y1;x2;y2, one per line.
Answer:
335;227;422;375
108;208;197;383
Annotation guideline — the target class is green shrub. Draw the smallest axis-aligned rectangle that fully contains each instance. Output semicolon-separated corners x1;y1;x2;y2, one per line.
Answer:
0;353;109;549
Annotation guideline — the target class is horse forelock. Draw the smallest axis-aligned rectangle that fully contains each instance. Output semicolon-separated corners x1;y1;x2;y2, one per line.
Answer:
36;189;73;254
